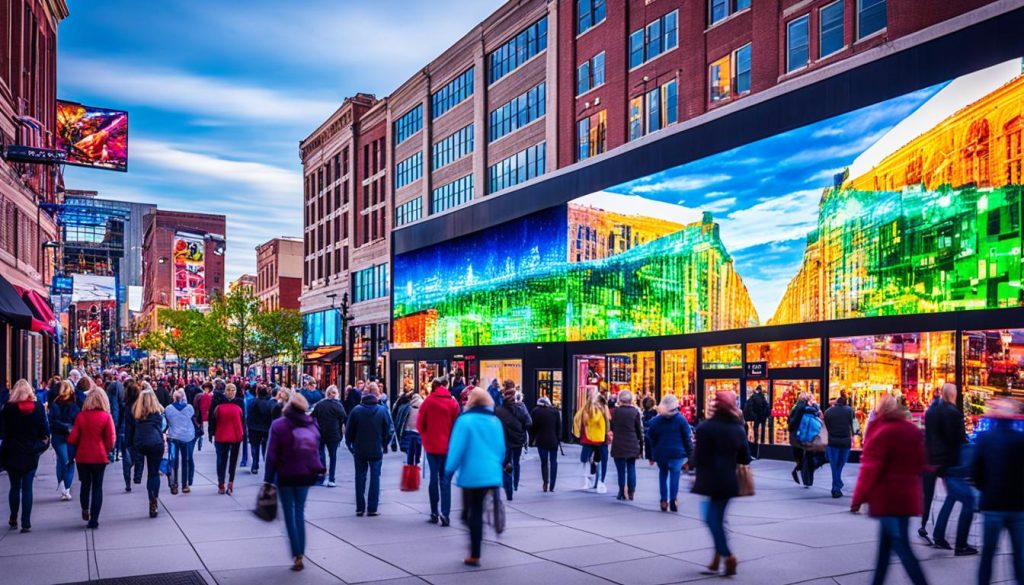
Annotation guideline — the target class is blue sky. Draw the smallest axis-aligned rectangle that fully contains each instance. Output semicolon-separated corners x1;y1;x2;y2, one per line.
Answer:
57;0;503;280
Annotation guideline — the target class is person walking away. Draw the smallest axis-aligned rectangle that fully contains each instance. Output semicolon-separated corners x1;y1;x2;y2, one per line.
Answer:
343;383;362;416
743;384;769;459
641;396;658;461
392;381;423;468
211;383;245;495
972;398;1024;584
132;389;166;518
48;380;80;501
530;396;561;492
300;377;324;409
824;391;855;498
486;379;504;408
248;384;275;475
573;386;610;492
272;389;289;421
925;382;976;555
345;382;393;516
312;385;347;487
122;381;142;491
1;379;50;532
68;390;115;528
164;389;197;495
445;387;505;566
418;377;460;525
851;394;929;585
693;391;751;576
787;393;822;487
239;382;255;469
648;394;694;512
192;382;214;452
102;370;124;462
611;389;644;501
918;389;942;544
494;382;531;500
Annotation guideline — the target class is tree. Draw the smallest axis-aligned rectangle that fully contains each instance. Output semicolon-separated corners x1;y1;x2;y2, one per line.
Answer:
137;308;209;374
252;308;302;366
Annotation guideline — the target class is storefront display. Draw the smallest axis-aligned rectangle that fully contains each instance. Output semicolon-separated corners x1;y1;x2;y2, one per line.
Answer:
661;348;696;409
745;339;821;368
537;369;563;408
963;329;1024;431
769;379;818;446
702;344;742;369
703;379;740;421
480;359;523;390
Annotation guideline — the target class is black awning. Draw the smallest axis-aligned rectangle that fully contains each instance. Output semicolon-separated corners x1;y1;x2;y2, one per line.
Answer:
310;348;345;364
0;273;34;329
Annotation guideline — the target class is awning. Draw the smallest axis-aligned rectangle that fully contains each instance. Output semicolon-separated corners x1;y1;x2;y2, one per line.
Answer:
304;346;345;364
15;286;56;335
0;274;34;329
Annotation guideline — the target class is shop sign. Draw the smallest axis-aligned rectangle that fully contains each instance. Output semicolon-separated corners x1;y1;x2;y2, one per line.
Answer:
745;361;767;379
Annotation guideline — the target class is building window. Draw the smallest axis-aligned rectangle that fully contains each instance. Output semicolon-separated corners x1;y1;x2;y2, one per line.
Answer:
432;123;474;170
395;198;423;227
577;0;606;35
709;0;751;26
488;142;546;194
787;15;809;73
628;79;678;141
576;52;605;96
431;67;474;119
488;82;545;142
857;0;886;39
710;44;751;104
431;174;474;214
576;110;607;161
394;151;423;189
352;264;389;304
819;0;845;58
488;17;548;84
393;104;423;145
628;10;678;69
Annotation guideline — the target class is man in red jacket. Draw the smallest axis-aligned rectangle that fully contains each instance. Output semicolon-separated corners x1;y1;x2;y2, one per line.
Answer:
417;377;460;526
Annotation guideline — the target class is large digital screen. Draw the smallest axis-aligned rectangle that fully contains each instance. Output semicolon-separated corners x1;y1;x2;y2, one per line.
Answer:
302;308;343;349
173;233;206;309
71;274;116;302
56;100;128;172
393;58;1024;349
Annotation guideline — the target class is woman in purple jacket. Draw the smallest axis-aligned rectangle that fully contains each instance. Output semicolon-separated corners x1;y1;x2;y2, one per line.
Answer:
264;393;324;571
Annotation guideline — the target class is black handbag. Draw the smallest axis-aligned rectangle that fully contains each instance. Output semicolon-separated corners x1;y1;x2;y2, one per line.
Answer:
253;482;278;522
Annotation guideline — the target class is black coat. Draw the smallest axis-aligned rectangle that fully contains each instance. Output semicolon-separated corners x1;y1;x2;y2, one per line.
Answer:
924;401;967;469
743;390;769;423
0;401;49;473
823;401;855;449
972;418;1024;511
345;395;393;461
247;396;275;434
691;414;752;499
133;412;165;449
312;399;348;444
495;403;531;450
610;406;644;459
530;405;561;451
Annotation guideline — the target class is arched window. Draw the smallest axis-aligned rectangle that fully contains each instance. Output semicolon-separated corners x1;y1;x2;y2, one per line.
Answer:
962;118;991;187
1003;116;1022;186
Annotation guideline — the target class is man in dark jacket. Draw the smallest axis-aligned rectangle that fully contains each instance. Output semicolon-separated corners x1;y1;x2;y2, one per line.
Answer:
103;371;124;462
312;386;347;487
823;391;855;498
247;384;275;475
530;397;562;492
743;385;769;458
345;382;393;516
925;383;975;555
495;385;531;501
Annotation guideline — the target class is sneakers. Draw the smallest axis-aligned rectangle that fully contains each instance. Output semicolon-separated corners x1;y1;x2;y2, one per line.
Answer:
596;481;607;494
60;489;72;501
933;539;952;550
831;491;842;498
182;485;191;494
955;546;979;557
325;481;337;488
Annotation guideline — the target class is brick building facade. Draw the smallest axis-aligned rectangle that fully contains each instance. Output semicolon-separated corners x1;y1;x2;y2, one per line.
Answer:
255;237;302;311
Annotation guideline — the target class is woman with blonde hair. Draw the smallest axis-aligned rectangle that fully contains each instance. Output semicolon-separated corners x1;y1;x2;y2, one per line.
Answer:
69;390;115;528
131;389;166;518
48;379;80;501
574;386;610;492
1;379;49;532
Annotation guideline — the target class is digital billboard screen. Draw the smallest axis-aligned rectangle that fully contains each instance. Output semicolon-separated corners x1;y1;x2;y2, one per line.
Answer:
173;233;206;309
56;100;128;172
393;58;1024;349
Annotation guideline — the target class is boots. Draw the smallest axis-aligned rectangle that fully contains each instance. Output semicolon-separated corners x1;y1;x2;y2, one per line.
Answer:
226;482;233;495
724;555;737;576
616;487;626;500
627;488;635;501
540;464;549;492
579;463;593;490
218;483;226;495
148;498;158;518
703;554;721;574
291;555;304;572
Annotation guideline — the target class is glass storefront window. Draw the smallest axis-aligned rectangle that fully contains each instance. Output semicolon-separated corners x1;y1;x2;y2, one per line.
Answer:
537;369;563;408
770;379;819;446
661;349;696;410
399;361;416;393
608;352;655;398
702;344;742;369
963;329;1024;432
829;331;955;444
417;360;447;397
703;379;740;422
574;355;606;413
745;338;821;368
481;359;523;390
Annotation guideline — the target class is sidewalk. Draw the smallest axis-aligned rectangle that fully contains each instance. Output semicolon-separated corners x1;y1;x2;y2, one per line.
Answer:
0;439;1015;584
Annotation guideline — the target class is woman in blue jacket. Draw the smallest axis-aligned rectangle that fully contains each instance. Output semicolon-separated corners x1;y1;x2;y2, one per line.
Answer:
647;394;693;512
446;387;505;567
48;380;80;501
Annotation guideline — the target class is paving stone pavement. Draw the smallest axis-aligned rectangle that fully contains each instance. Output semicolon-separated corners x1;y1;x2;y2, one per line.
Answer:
0;439;1018;584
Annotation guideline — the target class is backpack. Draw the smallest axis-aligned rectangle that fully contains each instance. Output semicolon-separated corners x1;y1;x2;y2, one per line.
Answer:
796;413;823;446
291;424;326;478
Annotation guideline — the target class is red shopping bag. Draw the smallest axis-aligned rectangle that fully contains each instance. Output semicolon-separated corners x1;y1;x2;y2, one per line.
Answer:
400;464;421;491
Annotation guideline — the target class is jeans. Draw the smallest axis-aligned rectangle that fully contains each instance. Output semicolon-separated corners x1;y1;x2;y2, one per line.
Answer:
979;511;1024;585
463;487;490;559
122;444;139;488
76;462;105;526
580;443;608;485
404;432;422;466
215;442;241;485
921;470;937;531
825;446;850;494
170;438;196;487
704;498;731;556
502;448;522;500
279;485;310;558
872;516;928;585
52;435;77;489
657;458;684;503
240;431;249;467
138;443;164;500
249;430;268;470
614;458;637;495
537;447;558;489
426;453;451;518
319;440;340;482
353;456;382;513
750;421;766;458
933;475;975;548
7;470;35;527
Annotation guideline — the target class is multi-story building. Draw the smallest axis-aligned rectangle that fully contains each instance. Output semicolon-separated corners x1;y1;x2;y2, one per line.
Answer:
228;274;256;296
0;0;69;386
140;210;226;330
255;237;302;311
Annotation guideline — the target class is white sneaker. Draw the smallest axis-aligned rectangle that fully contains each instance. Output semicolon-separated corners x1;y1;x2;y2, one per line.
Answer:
596;481;607;494
57;481;65;496
326;481;337;488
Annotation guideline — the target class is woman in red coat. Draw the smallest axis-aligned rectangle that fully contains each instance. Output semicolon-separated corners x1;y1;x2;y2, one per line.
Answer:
851;394;928;585
68;389;116;529
211;384;245;495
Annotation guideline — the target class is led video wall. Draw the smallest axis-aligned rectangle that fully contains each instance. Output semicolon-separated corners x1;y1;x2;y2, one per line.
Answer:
172;233;206;309
56;100;129;172
393;58;1024;349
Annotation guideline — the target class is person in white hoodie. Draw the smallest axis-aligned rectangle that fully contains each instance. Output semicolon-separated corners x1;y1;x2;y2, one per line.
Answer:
163;389;197;495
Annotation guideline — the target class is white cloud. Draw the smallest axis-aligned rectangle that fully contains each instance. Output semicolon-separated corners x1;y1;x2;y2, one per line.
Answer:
572;192;703;226
718;189;823;252
628;173;732;195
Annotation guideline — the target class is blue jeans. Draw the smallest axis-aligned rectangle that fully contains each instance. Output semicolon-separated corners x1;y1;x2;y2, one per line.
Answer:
704;498;731;556
657;458;684;503
825;446;850;494
580;443;608;485
171;438;196;487
240;432;249;467
52;435;76;488
426;453;451;518
7;470;35;527
873;516;928;585
279;485;310;558
139;443;164;500
537;447;558;489
319;440;340;482
979;511;1024;584
502;448;522;500
614;458;637;495
933;475;975;549
353;456;382;514
404;432;422;466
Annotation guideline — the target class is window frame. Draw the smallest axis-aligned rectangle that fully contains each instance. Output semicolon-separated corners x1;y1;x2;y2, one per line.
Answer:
786;14;810;73
628;10;679;71
577;0;606;36
819;0;846;59
856;0;886;41
575;51;606;97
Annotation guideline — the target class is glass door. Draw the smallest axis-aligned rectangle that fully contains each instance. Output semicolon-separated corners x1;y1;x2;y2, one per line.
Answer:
769;379;818;446
536;369;563;408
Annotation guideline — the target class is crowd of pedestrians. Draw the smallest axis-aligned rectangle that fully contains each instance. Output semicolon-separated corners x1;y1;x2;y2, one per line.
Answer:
0;368;1022;584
